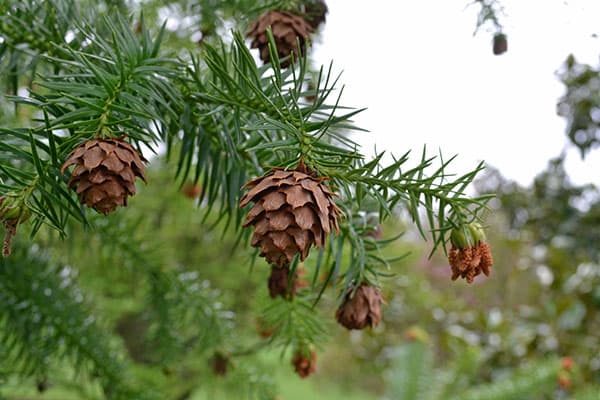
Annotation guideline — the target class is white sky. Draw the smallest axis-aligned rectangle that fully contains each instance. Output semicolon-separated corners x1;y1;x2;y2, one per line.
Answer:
312;0;600;186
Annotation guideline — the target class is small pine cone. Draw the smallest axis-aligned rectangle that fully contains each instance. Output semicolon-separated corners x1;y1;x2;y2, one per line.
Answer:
493;33;507;55
36;378;50;393
303;0;328;30
210;352;229;376
268;265;298;299
336;284;383;330
247;10;314;68
61;138;146;215
240;167;341;267
292;349;316;378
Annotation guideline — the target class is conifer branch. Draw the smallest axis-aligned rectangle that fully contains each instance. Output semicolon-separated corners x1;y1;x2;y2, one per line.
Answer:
0;241;154;399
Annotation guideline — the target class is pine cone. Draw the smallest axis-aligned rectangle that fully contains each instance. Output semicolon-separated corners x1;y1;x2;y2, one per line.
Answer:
247;10;313;68
268;265;298;298
303;0;328;30
240;167;341;267
292;349;316;378
336;284;383;330
210;352;229;376
61;138;146;215
493;33;507;55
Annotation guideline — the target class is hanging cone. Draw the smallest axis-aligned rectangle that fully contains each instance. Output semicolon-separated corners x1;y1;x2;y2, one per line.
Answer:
336;284;383;330
209;352;229;376
240;165;341;267
493;33;507;55
303;0;328;30
246;10;313;68
292;348;316;378
61;138;147;215
448;223;494;283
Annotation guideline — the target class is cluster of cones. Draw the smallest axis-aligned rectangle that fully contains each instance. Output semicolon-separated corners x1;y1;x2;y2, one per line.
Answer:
240;161;387;378
447;223;494;283
5;0;499;384
246;0;328;68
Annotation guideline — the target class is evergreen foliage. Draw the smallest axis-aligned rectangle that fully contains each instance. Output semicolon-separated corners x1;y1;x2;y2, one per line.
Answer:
0;241;153;399
385;341;566;400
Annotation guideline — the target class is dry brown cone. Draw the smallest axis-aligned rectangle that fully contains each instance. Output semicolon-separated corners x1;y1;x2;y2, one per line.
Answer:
448;241;493;283
61;138;147;215
292;349;316;378
336;283;383;330
247;10;313;68
268;265;298;299
240;164;341;267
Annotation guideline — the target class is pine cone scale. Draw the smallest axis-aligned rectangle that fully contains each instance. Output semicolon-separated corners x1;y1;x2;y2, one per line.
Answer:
262;191;286;210
83;146;104;169
268;210;294;230
102;153;125;171
292;205;317;230
282;185;312;208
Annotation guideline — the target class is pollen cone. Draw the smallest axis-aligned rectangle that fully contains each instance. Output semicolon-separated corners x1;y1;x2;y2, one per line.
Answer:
448;223;494;283
240;166;341;267
61;138;146;215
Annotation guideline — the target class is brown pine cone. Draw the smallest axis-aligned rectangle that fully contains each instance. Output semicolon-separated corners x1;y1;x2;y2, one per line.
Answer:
292;349;316;378
210;352;229;376
61;138;146;215
247;10;313;68
240;166;341;267
336;284;383;330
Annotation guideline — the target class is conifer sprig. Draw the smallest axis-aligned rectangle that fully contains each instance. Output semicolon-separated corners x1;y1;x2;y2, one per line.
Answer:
0;241;154;399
